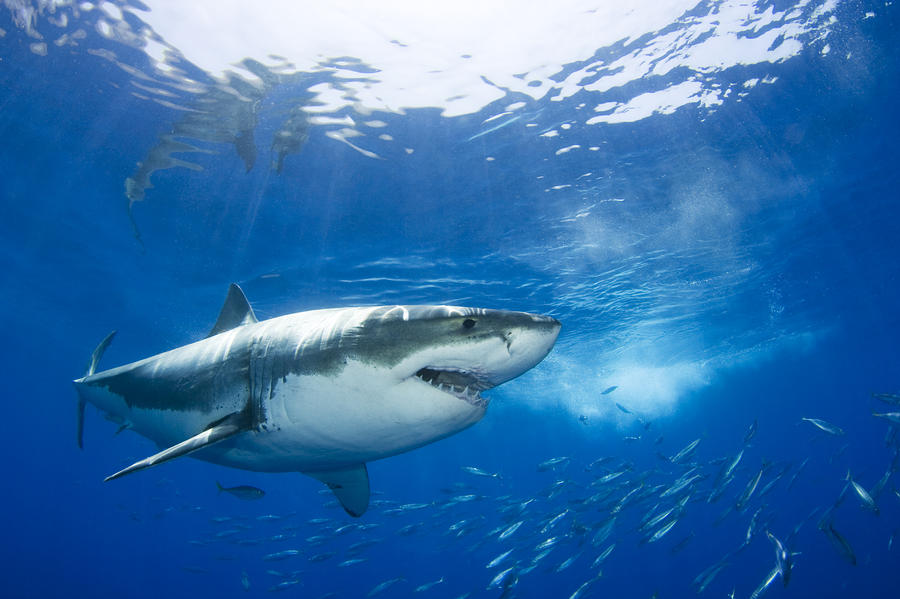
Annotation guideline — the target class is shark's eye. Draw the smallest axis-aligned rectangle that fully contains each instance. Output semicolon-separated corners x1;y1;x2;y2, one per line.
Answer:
463;318;476;329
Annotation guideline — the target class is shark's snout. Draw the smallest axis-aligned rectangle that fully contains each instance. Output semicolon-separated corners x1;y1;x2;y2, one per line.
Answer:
486;313;560;387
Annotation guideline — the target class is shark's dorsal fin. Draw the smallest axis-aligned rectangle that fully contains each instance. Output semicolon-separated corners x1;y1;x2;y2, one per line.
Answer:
207;284;258;338
307;465;371;517
104;411;247;481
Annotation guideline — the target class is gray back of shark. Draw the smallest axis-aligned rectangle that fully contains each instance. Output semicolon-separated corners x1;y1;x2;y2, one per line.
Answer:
74;284;560;516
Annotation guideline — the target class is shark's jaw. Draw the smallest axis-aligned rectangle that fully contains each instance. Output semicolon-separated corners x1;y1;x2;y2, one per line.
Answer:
413;366;491;408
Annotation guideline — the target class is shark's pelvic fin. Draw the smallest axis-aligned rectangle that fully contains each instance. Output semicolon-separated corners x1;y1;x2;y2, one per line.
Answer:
79;330;117;449
307;464;371;517
104;412;246;481
207;283;258;338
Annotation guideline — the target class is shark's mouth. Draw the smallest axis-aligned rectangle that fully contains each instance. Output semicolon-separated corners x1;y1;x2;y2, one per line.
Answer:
414;367;490;408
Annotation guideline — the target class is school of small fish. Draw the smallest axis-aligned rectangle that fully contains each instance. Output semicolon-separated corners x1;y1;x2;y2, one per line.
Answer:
130;391;900;597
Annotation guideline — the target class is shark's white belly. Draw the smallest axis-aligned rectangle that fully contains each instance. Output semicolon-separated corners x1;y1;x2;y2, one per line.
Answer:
211;362;486;472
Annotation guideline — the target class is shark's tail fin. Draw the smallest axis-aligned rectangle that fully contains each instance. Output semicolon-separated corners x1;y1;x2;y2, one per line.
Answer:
78;331;117;449
85;331;117;378
216;481;225;493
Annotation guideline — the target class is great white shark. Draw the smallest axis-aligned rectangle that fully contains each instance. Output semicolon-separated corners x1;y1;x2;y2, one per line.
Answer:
74;284;560;516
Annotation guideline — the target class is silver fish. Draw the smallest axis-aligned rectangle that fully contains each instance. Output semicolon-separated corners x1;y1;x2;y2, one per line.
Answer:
262;550;300;562
744;419;759;445
414;577;445;592
819;521;857;565
487;567;517;590
692;558;730;594
216;481;265;500
708;451;743;503
757;464;790;500
670;438;701;463
801;417;844;435
749;567;779;599
535;536;560;551
873;412;900;424
871;469;893;501
499;521;523;540
872;393;900;406
591;543;615;568
368;577;405;597
541;509;570;534
736;465;767;511
449;494;480;504
591;517;616;546
597;469;628;484
645;518;678;543
671;532;695;554
721;450;744;481
338;558;367;567
569;579;597;599
661;474;701;498
531;548;553;566
538;456;571;472
641;504;681;533
461;466;501;479
746;507;763;545
268;579;300;592
786;457;809;491
308;552;335;563
555;554;578;572
766;531;792;586
487;549;514;569
846;471;880;514
611;484;642;514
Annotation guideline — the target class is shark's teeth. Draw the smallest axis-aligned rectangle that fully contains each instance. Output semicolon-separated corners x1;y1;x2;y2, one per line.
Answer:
414;368;488;408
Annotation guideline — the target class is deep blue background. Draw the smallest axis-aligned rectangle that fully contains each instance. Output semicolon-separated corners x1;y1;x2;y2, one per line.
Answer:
2;1;900;598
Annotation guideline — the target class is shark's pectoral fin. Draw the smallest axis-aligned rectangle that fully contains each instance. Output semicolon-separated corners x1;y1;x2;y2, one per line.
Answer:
104;412;246;482
307;464;370;518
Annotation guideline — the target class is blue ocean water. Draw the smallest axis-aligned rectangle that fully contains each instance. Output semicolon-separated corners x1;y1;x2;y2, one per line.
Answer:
2;1;899;597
